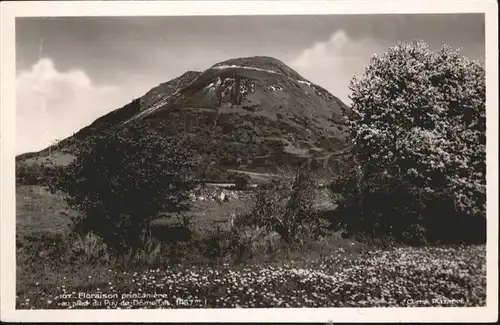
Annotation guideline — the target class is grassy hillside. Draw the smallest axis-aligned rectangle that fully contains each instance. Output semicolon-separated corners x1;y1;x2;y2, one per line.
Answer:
16;186;73;235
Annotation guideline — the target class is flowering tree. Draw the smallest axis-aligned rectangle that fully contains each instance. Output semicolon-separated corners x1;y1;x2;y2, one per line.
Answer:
348;40;485;219
337;40;486;243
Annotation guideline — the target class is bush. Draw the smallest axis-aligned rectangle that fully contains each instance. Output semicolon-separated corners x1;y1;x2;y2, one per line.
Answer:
197;225;285;265
16;159;62;186
338;40;486;243
235;162;320;245
234;174;250;190
331;169;429;244
16;162;41;185
68;232;110;263
199;164;238;183
50;124;199;254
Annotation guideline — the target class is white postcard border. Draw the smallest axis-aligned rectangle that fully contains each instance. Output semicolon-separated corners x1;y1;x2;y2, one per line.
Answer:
1;1;498;322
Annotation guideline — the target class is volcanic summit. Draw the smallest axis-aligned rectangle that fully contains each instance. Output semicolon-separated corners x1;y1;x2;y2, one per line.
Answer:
17;56;353;180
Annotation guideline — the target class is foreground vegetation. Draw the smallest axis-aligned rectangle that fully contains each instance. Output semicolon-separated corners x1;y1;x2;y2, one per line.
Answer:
16;180;487;309
17;238;485;309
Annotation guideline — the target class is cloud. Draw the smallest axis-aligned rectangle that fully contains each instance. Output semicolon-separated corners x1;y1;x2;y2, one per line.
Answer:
16;58;125;154
288;30;386;105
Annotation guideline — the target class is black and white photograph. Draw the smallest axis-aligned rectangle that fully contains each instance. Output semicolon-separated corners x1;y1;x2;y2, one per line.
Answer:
1;0;498;323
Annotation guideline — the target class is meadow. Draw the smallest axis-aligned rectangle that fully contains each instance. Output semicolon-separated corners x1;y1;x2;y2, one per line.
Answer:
16;185;486;309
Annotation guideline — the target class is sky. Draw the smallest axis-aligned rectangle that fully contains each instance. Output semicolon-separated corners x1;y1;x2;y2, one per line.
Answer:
15;14;485;155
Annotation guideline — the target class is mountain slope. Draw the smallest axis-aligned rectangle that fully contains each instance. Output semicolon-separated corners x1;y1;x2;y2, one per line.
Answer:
16;70;201;161
17;56;352;179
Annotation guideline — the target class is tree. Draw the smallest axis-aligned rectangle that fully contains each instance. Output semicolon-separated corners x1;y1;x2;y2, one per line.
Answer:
48;139;61;156
51;124;199;254
343;40;486;242
236;162;319;245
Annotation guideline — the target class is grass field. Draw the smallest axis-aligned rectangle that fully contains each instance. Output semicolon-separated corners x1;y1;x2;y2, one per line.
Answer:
19;151;75;167
15;184;487;309
16;243;486;308
16;185;74;235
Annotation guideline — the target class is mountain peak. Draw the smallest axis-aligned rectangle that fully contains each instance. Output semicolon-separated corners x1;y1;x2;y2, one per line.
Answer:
182;70;202;77
211;56;305;81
